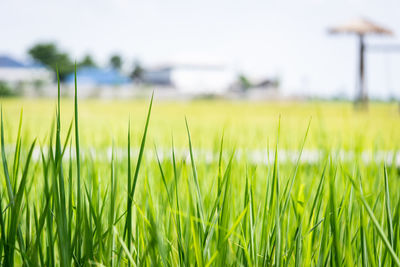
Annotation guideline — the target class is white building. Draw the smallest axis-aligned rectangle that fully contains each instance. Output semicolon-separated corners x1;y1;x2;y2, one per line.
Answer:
142;64;236;94
0;55;52;85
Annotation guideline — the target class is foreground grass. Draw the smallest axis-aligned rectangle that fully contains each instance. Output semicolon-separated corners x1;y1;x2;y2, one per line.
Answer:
1;87;400;265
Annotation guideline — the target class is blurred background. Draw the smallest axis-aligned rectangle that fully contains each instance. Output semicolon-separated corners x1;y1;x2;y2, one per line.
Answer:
1;0;400;101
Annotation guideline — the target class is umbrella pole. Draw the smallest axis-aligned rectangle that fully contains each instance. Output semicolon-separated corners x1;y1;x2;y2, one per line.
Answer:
357;34;368;109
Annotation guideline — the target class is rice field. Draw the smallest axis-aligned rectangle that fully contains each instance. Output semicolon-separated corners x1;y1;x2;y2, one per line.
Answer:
0;84;400;266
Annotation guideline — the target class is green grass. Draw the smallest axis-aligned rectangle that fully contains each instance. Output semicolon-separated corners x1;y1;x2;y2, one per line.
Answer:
1;98;399;150
0;82;400;265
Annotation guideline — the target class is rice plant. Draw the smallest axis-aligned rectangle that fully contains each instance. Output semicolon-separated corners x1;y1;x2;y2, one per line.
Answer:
0;73;400;266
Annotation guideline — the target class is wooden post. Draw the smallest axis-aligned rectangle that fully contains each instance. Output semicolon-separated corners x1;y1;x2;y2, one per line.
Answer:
357;34;368;109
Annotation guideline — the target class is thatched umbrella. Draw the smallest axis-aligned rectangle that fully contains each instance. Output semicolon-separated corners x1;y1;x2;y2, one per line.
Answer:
329;18;393;106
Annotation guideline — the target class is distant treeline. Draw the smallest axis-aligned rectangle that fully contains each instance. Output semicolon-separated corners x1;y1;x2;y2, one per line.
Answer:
28;42;143;81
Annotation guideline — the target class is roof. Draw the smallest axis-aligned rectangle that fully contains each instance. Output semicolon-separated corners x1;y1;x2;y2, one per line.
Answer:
0;55;25;68
329;18;393;35
0;55;47;69
65;67;131;85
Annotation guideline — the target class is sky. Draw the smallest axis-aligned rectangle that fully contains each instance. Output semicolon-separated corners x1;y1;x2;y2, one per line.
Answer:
1;0;400;99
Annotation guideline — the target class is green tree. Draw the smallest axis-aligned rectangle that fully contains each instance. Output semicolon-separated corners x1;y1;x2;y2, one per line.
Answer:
0;81;16;97
131;60;144;81
238;74;252;90
79;54;97;68
109;54;122;70
28;43;74;81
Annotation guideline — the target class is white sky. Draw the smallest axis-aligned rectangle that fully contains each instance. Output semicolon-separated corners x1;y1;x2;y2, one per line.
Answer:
1;0;400;99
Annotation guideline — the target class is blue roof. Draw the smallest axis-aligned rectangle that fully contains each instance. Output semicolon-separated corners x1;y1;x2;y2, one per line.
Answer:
0;55;47;69
65;67;131;85
0;55;25;68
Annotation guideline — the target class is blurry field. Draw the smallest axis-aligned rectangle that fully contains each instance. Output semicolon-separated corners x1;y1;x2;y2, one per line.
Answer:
1;98;399;150
1;96;400;266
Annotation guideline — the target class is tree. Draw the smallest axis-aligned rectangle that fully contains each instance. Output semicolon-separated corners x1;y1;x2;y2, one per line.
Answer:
238;74;252;90
131;61;144;81
28;43;74;81
109;55;122;70
79;54;97;68
0;81;16;97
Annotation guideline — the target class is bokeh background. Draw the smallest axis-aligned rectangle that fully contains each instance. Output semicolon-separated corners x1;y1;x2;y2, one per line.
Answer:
0;0;399;152
1;0;400;99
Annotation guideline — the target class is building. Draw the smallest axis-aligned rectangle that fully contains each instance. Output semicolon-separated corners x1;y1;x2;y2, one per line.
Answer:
142;64;236;94
63;67;133;98
65;67;131;87
0;55;52;85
